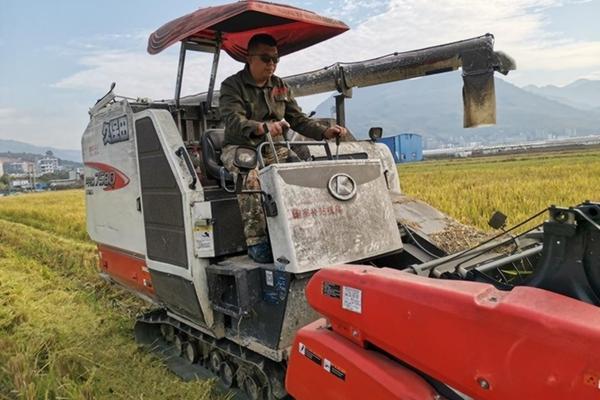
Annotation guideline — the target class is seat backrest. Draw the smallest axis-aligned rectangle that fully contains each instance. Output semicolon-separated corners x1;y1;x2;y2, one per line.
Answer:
202;129;226;180
198;129;246;254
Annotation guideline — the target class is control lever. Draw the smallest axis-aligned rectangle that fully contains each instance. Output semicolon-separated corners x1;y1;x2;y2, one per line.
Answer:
263;119;290;164
264;124;280;164
279;119;300;162
281;118;290;141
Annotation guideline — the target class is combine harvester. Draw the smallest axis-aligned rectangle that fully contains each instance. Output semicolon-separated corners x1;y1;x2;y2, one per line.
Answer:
82;1;600;399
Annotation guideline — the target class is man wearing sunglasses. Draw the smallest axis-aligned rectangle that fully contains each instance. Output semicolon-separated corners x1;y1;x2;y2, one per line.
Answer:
219;33;347;263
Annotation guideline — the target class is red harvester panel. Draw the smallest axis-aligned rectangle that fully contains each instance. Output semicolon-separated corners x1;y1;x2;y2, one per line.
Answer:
98;244;155;299
287;265;600;400
286;318;438;399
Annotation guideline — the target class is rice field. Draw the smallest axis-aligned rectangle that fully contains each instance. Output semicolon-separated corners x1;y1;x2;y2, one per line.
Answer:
0;148;598;399
0;191;87;242
0;192;221;399
398;148;600;232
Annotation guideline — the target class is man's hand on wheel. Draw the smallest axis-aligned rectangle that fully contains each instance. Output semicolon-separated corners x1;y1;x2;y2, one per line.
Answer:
323;124;347;139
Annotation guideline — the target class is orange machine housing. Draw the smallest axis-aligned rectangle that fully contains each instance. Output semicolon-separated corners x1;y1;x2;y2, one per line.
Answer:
98;244;155;299
286;265;600;400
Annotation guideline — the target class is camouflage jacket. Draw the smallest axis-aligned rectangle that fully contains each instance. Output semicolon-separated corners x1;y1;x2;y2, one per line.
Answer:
219;66;327;147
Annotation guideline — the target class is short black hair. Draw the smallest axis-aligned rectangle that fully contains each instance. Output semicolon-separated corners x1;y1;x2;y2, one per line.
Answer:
247;34;277;53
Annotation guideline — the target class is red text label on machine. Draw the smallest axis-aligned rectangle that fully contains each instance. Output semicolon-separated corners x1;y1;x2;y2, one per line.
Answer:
84;162;130;191
291;205;344;219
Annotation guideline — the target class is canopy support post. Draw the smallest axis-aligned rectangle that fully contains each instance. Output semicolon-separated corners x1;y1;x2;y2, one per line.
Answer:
175;43;187;108
206;33;222;111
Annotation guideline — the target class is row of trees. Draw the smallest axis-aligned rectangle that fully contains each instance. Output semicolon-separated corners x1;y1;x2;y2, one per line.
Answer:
0;171;71;192
0;174;8;191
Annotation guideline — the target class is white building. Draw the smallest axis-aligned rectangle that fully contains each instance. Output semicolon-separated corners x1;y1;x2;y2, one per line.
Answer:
6;161;34;176
11;179;31;189
38;156;59;175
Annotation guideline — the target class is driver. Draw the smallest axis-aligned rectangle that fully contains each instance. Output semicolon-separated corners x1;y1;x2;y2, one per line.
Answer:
219;33;346;263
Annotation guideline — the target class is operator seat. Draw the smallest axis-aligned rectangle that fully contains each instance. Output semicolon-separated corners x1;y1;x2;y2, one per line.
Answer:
201;128;233;185
199;128;247;256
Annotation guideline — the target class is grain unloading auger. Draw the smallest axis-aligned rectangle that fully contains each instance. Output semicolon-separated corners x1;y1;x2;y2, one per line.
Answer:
82;1;600;399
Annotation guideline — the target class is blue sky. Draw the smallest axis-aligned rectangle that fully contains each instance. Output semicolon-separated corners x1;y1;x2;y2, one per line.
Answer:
1;0;599;149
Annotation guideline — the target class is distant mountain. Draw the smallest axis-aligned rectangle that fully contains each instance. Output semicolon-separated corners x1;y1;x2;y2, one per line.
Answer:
313;73;600;149
523;79;600;110
0;139;81;162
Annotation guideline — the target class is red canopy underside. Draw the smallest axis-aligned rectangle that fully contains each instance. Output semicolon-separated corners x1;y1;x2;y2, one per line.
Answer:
148;1;349;61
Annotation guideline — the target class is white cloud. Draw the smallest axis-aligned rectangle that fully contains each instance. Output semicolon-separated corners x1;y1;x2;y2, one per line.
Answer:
52;0;600;100
0;108;17;119
53;50;177;97
0;105;87;149
584;70;600;80
324;0;390;24
0;107;32;126
32;0;598;148
52;47;256;102
282;0;600;87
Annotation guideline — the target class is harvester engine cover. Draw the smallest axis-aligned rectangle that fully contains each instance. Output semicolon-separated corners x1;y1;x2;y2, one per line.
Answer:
260;160;402;273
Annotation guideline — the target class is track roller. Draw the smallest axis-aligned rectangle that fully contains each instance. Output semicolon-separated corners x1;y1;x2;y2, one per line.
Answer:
209;350;222;374
160;323;175;343
136;310;281;399
183;340;200;363
173;333;186;356
219;361;236;388
242;374;264;400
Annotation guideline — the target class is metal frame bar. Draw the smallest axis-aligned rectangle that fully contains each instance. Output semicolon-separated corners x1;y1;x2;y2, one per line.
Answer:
334;95;346;128
174;39;221;108
174;43;187;108
206;33;222;110
257;141;333;168
458;244;543;277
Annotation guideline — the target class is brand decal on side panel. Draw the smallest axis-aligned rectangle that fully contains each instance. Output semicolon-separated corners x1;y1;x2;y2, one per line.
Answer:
84;162;130;191
103;115;129;145
327;173;357;201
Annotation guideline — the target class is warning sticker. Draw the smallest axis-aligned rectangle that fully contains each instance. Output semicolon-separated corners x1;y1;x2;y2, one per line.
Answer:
324;359;346;381
194;225;213;250
265;270;274;287
342;286;362;313
298;342;322;366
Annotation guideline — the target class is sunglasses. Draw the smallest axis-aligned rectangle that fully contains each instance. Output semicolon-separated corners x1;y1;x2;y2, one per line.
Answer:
250;53;279;64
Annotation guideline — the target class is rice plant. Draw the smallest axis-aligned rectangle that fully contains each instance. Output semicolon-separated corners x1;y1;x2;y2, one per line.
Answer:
398;148;600;231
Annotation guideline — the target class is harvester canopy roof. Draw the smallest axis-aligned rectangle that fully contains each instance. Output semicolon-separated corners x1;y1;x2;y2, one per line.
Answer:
147;1;349;61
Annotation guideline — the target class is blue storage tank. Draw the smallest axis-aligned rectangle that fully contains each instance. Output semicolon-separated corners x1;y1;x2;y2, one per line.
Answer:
377;133;423;163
